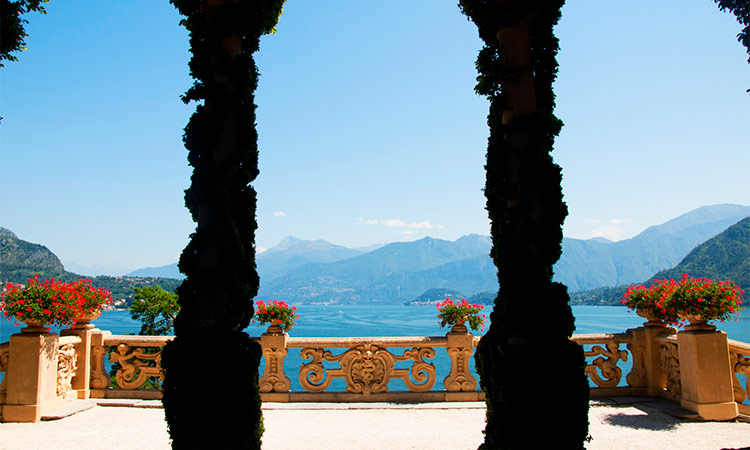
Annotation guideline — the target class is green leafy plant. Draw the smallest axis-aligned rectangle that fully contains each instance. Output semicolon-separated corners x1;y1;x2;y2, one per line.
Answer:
252;299;298;332
670;274;744;323
1;274;112;327
130;285;179;336
436;298;485;331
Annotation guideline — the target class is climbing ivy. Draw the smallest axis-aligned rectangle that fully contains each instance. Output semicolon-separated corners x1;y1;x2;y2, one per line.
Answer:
459;1;589;448
161;1;284;449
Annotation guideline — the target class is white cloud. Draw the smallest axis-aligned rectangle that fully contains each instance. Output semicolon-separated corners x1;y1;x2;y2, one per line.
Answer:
273;211;286;217
256;247;267;254
583;218;631;241
359;218;441;229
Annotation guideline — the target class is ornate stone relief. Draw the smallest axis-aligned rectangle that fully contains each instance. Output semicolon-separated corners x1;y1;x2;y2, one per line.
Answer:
299;344;436;395
109;344;163;389
731;350;749;403
57;344;78;398
0;346;9;404
659;342;681;397
585;341;628;388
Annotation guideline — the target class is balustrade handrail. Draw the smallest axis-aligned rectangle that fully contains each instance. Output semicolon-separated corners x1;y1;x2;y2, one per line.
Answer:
655;333;679;344
570;332;631;344
728;339;750;353
103;335;174;346
286;336;449;348
58;335;82;346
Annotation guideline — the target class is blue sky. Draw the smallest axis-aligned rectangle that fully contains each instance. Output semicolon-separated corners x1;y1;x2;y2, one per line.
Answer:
1;0;748;272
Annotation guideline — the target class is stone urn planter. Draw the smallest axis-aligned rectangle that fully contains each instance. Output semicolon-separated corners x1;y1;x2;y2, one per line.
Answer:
18;318;52;334
74;311;102;330
636;306;665;327
679;313;717;332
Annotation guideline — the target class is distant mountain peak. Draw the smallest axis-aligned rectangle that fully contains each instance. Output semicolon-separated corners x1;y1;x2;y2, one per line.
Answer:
0;227;18;239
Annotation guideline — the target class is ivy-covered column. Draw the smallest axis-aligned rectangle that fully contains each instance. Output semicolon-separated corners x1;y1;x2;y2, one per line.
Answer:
161;1;283;449
459;1;589;448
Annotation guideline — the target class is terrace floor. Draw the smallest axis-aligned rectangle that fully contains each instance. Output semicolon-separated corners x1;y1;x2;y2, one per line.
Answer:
1;398;748;450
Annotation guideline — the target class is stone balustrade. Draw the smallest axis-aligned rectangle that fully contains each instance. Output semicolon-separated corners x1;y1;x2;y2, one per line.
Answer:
0;320;748;422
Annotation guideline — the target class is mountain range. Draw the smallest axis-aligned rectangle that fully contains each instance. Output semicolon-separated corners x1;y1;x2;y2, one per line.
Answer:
3;203;748;306
570;215;750;305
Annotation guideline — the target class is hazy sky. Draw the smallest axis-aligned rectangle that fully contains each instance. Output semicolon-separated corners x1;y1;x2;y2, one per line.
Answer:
1;0;748;272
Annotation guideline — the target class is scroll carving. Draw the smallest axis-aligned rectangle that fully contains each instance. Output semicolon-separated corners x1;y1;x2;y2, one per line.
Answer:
57;344;78;398
585;341;628;388
109;344;163;389
625;342;647;388
259;347;291;393
299;344;436;395
90;344;111;389
659;342;681;396
0;347;9;404
731;351;750;403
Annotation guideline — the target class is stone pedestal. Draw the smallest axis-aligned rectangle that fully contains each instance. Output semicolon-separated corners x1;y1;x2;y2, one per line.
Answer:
627;325;676;396
677;329;738;420
61;327;95;399
443;327;477;391
2;331;63;422
258;326;290;393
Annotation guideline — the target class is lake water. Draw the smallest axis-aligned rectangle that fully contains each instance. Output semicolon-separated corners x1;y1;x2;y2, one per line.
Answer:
2;305;749;393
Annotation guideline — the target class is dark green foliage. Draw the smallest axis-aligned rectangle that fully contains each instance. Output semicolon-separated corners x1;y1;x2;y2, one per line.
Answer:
404;287;465;305
0;0;47;66
162;1;284;448
162;331;264;449
713;0;750;62
460;0;589;447
467;291;496;305
650;216;750;290
130;285;180;335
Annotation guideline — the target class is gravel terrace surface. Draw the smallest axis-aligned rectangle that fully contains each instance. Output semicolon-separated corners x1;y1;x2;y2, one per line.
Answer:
1;400;748;450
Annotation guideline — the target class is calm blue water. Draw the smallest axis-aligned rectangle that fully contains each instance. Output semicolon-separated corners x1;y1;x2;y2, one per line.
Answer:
2;305;748;393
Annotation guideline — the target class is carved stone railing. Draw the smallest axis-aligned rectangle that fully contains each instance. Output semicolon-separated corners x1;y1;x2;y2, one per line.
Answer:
729;339;750;416
259;328;481;402
2;321;748;422
89;332;173;400
656;334;681;401
571;333;632;397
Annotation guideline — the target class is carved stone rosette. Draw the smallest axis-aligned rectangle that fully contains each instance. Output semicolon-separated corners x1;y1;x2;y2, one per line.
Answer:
57;344;78;398
731;351;750;403
109;344;163;389
659;342;681;397
584;342;629;388
299;344;436;395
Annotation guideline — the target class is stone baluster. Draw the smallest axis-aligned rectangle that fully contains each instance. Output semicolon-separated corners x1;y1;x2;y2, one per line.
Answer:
89;330;112;393
258;324;291;401
626;324;676;396
677;327;738;420
443;323;477;398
